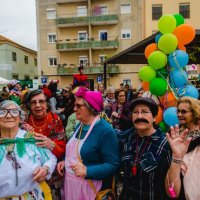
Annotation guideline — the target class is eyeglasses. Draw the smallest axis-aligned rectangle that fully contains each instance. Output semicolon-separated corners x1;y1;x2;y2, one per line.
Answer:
132;110;151;116
0;109;20;118
63;90;69;93
30;99;46;106
176;109;192;115
74;103;86;109
6;152;21;169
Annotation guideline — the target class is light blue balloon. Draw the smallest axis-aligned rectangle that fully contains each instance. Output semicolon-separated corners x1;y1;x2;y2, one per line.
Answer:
170;69;188;88
177;85;199;99
168;50;189;69
163;107;179;126
155;33;162;43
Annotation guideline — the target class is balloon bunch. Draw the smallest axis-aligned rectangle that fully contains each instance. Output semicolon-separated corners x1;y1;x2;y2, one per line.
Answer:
139;14;197;128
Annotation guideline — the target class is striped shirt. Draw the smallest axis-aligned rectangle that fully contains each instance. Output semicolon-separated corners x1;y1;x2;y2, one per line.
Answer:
116;127;172;200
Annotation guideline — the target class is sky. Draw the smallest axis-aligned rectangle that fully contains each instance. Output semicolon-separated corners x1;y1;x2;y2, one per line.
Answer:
0;0;37;50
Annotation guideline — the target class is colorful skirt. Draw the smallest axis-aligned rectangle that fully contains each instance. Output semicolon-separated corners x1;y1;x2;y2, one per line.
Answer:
0;182;52;200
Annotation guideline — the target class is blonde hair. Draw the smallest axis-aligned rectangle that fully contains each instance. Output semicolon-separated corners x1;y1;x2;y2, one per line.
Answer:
177;97;200;123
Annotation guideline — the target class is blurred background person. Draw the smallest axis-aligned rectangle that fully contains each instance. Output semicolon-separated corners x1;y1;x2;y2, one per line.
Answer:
124;84;133;102
0;100;57;199
111;88;132;131
104;86;116;118
1;86;9;101
8;79;22;105
166;96;200;200
73;66;88;88
97;83;105;96
25;89;66;199
57;87;119;200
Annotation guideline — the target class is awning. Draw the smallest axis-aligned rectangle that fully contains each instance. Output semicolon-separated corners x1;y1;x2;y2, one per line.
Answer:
107;30;200;64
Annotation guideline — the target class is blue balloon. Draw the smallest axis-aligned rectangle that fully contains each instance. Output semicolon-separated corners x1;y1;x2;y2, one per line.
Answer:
155;33;162;43
170;69;188;88
177;85;199;99
168;50;189;69
163;107;179;126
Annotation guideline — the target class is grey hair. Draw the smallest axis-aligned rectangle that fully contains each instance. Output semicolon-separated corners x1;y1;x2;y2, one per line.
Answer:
83;99;99;116
0;100;26;121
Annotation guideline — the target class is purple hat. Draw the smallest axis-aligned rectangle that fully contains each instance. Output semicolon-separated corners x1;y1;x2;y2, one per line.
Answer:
76;87;103;112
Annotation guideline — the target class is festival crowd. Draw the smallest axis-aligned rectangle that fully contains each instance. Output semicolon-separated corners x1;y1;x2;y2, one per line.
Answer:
0;70;200;200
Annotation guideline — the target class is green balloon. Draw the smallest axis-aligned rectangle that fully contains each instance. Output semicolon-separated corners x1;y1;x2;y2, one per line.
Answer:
148;51;167;70
149;78;168;96
156;67;169;79
173;14;185;26
158;14;176;34
139;66;156;82
158;33;178;54
159;121;168;133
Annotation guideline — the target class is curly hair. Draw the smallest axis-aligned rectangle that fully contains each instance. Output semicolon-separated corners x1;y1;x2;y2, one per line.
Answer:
177;96;200;123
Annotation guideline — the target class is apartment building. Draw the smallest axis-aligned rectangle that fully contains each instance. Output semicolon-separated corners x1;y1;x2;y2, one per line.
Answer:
36;0;144;89
0;35;38;88
36;0;199;89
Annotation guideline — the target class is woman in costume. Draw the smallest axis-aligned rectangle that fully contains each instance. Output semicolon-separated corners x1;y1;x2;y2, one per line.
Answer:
0;100;57;199
57;87;119;200
166;96;200;200
25;89;66;199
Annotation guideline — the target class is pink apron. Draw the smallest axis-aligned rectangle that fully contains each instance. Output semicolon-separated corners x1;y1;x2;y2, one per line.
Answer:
64;116;102;200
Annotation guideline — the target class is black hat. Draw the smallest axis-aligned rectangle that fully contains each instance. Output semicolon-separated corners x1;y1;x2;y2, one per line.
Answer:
129;97;158;117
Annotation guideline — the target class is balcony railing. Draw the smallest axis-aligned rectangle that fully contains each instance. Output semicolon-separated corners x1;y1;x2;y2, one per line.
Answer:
56;39;119;51
56;13;118;27
57;0;87;3
57;64;119;75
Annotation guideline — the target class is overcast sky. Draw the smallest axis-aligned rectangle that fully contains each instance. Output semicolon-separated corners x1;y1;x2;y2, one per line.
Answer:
0;0;37;50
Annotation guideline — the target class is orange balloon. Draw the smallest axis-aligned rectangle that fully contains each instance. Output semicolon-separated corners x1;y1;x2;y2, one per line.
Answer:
144;43;157;59
173;24;195;45
160;91;177;108
142;81;149;91
178;43;186;51
155;106;163;124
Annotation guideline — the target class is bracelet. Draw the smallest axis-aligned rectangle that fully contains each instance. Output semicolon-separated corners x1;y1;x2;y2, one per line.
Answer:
172;157;183;164
50;141;56;151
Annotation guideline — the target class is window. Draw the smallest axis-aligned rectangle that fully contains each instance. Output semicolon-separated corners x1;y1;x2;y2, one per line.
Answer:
48;57;57;66
34;58;37;66
48;33;56;43
77;6;87;17
99;55;106;64
12;52;17;61
46;8;56;19
99;31;108;41
78;31;88;41
12;74;19;80
79;56;88;67
179;3;190;18
123;79;131;86
24;75;30;80
152;4;162;20
24;56;28;64
121;29;131;39
99;5;108;15
121;3;131;14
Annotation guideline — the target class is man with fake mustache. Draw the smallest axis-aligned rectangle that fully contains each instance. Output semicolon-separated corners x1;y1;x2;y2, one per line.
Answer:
116;97;171;200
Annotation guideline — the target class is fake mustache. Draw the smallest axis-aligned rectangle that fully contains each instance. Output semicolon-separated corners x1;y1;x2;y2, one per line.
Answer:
134;118;149;124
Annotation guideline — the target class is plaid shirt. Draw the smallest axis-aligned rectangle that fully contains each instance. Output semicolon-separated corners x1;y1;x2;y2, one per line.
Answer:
117;128;172;200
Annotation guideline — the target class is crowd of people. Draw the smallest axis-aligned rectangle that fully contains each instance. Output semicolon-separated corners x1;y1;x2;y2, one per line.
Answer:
0;78;199;200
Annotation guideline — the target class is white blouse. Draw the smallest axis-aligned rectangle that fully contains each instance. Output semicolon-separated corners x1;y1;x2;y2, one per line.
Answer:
0;129;57;197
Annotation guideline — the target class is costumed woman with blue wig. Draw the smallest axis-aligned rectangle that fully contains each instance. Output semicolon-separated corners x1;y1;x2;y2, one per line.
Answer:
0;100;57;199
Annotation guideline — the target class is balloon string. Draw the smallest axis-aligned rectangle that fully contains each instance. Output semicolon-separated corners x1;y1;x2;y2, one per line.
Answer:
156;70;178;100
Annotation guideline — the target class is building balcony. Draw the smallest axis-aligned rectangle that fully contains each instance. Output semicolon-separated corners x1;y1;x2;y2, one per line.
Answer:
57;0;87;3
56;13;118;27
57;64;119;75
56;39;119;51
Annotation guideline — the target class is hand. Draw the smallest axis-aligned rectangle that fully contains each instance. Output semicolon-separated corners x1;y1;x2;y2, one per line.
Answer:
166;125;192;159
112;112;119;118
21;122;34;132
34;133;55;150
71;162;87;178
57;161;65;176
33;166;48;182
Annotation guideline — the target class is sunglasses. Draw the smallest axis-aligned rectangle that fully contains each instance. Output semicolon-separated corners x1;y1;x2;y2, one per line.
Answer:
176;109;192;115
6;152;21;169
74;103;86;109
30;99;46;106
0;109;20;118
